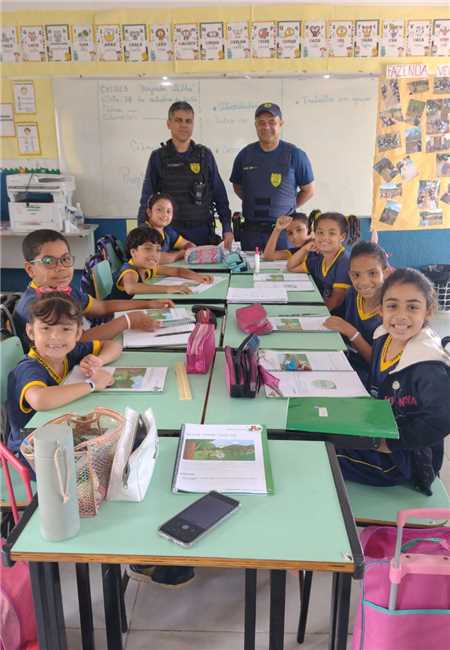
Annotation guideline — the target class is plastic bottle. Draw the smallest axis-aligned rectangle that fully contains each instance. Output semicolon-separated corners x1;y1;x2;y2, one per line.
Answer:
33;423;80;542
73;202;84;229
254;247;260;274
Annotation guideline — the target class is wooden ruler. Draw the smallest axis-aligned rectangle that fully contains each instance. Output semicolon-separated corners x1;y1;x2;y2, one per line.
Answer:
175;362;192;400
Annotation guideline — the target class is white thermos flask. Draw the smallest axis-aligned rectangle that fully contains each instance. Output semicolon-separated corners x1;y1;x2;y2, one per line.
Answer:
33;423;80;542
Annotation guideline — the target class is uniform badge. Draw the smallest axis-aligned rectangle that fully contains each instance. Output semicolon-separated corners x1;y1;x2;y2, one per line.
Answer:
270;173;282;187
190;162;200;174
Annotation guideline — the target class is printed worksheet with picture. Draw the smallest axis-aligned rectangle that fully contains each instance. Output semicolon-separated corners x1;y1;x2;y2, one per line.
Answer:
268;316;328;331
154;274;225;294
116;307;195;327
172;424;273;494
65;366;168;391
123;323;195;348
227;287;288;303
253;273;313;291
265;371;369;398
258;350;354;372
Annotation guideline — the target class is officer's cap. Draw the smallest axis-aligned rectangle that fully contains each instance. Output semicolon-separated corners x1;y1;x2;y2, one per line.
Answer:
255;102;282;119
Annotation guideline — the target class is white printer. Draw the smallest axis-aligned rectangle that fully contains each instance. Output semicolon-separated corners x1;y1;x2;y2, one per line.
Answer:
6;173;76;232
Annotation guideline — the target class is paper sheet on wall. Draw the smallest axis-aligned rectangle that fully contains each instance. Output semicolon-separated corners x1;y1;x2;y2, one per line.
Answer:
72;25;96;62
46;25;72;62
0;26;21;63
226;21;250;59
258;350;353;372
123;24;148;62
303;21;327;58
265;371;369;398
150;24;173;61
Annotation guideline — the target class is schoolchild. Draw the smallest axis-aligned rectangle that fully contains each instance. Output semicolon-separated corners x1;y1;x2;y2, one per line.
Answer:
14;230;175;350
337;268;450;495
111;227;213;298
287;212;360;314
7;292;122;453
145;193;195;263
262;212;313;261
324;241;389;383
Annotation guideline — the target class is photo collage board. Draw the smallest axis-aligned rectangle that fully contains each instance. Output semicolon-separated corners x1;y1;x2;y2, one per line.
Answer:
372;67;450;231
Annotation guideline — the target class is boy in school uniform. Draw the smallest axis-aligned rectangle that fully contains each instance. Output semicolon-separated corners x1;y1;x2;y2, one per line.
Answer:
110;226;213;298
14;229;175;350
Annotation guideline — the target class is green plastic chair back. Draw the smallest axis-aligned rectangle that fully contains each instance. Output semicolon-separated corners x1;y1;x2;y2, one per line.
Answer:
0;336;23;406
93;259;113;300
345;478;450;526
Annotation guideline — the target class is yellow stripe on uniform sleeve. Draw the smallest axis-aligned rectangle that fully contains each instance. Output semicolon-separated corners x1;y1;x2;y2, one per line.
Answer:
83;294;94;315
116;268;138;290
19;380;47;413
92;340;102;356
304;256;309;272
174;235;188;250
333;283;351;289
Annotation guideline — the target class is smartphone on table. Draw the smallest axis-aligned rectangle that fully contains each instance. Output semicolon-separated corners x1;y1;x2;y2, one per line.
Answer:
158;491;240;548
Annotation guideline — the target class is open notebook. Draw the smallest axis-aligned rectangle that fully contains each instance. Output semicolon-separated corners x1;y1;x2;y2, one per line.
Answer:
122;323;195;348
64;365;168;391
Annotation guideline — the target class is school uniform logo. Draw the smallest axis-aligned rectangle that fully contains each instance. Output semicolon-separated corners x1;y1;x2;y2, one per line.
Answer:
190;162;201;174
270;172;282;187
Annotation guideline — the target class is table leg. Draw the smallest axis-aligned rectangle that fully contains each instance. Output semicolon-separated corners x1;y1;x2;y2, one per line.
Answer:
102;564;124;650
29;561;67;650
269;569;286;650
244;568;257;650
329;572;352;650
76;563;95;650
297;570;313;644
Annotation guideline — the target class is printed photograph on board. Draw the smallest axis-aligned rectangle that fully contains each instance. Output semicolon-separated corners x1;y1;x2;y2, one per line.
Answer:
437;154;450;177
405;99;426;126
380;183;402;199
426;134;450;153
397;155;418;181
426;99;450;136
440;183;450;204
377;131;401;152
419;210;443;226
380;79;401;111
407;79;429;95
379;201;401;226
379;108;403;127
374;158;399;182
433;77;450;94
405;127;422;154
417;180;440;210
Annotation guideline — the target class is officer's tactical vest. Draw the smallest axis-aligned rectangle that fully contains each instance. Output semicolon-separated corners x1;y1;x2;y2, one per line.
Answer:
159;140;212;228
240;141;297;223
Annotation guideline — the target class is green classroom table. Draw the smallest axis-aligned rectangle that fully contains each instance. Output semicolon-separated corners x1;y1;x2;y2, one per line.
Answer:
6;437;363;650
26;352;209;433
227;273;324;304
204;352;398;443
223;304;345;350
134;274;229;303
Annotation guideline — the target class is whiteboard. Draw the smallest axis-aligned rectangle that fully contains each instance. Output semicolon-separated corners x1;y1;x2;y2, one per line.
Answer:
54;76;378;218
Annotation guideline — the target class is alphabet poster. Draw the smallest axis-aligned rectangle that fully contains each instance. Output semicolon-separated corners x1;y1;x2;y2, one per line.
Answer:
372;69;450;231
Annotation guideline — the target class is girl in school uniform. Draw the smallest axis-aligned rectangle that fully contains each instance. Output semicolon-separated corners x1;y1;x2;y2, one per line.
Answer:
144;193;195;264
7;292;122;453
337;268;450;496
287;212;360;314
324;241;389;384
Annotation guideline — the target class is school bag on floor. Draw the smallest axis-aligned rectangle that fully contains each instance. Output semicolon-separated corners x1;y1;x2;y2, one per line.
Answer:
0;541;38;650
352;507;450;650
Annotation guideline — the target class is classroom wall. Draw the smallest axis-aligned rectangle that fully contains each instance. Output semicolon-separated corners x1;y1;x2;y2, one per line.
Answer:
1;3;449;292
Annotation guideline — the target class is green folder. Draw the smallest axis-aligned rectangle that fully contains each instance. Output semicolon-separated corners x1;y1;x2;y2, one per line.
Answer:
287;397;399;440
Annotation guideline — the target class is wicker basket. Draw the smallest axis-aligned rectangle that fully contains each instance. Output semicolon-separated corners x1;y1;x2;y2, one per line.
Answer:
21;408;125;517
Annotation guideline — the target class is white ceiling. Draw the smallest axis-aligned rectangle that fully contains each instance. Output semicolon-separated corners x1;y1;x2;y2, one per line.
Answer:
3;0;449;10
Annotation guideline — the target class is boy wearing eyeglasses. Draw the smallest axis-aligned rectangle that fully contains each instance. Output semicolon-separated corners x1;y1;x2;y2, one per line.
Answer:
14;229;176;350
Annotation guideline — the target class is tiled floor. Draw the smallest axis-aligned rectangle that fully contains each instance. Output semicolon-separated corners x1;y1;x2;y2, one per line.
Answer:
59;313;450;649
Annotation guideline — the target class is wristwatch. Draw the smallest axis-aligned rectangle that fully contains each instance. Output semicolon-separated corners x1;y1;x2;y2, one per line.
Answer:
85;378;96;392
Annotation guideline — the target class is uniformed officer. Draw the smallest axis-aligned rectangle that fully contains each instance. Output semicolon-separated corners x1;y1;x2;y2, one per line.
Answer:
230;102;315;251
138;101;233;248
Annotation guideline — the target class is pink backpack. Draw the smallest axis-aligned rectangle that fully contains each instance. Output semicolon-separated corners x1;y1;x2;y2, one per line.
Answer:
353;508;450;650
0;541;38;650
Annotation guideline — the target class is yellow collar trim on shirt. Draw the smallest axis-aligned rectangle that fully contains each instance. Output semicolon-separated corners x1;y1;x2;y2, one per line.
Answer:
379;335;402;373
357;293;380;321
29;281;38;289
28;347;68;384
129;258;156;280
321;247;344;278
